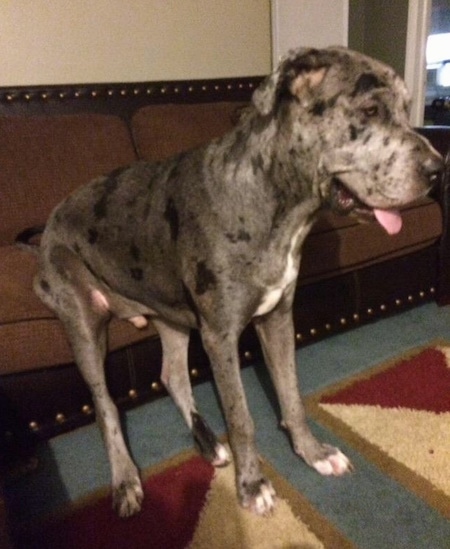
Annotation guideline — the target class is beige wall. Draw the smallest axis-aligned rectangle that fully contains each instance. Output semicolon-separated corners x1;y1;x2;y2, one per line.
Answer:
0;0;272;86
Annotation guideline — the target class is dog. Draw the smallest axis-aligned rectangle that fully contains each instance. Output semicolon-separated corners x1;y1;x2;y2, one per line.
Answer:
34;46;443;517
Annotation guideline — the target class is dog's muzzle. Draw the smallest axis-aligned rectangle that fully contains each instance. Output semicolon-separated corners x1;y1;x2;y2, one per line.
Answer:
326;146;444;236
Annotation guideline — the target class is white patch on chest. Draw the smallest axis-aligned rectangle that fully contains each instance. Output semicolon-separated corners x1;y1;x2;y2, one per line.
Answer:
254;226;306;317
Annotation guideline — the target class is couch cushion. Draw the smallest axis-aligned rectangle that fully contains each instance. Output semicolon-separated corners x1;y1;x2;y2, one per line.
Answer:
131;102;248;160
0;114;137;245
0;246;157;375
300;197;442;284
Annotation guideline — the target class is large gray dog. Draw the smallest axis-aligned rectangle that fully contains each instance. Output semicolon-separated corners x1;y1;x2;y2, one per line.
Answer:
35;47;443;517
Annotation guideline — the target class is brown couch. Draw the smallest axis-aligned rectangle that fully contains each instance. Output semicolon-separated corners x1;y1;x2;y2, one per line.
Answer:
0;77;449;455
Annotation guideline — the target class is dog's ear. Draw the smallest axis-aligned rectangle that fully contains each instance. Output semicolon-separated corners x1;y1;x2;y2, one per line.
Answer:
288;66;328;99
252;48;332;115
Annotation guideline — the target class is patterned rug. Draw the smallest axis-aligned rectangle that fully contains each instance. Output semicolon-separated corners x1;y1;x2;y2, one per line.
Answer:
306;341;450;520
14;447;353;549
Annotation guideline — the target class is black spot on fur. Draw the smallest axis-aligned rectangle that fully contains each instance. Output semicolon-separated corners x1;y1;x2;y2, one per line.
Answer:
251;153;264;175
349;124;358;141
195;261;216;295
93;175;120;220
130;267;143;281
225;229;251;243
386;152;397;167
88;228;99;244
129;244;141;262
225;130;248;163
40;279;51;293
191;412;218;460
164;198;179;241
311;100;325;116
352;73;383;96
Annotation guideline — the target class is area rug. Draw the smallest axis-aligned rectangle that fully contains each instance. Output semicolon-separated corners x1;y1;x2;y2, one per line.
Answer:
306;341;450;520
13;446;353;549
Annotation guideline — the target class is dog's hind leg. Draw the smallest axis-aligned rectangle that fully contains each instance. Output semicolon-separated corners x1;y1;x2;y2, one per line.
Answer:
152;318;230;466
67;316;144;517
34;250;143;517
253;291;353;476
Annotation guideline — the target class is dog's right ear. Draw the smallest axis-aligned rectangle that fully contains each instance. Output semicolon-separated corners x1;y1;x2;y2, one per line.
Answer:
252;47;332;116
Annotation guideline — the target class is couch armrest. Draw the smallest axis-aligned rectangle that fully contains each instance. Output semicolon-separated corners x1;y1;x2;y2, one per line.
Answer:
417;126;450;303
436;148;450;304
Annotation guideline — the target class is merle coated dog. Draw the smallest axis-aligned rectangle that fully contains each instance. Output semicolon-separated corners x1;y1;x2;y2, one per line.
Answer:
34;47;443;516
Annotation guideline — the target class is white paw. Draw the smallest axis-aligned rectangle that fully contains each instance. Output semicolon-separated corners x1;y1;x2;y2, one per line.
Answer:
211;442;231;467
112;477;144;518
313;449;353;476
242;481;276;516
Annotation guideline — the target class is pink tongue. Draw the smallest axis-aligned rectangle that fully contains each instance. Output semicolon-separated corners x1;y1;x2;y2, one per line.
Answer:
374;209;402;235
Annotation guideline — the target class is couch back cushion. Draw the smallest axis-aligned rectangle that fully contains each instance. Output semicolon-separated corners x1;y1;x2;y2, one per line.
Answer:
131;102;248;161
0;114;137;245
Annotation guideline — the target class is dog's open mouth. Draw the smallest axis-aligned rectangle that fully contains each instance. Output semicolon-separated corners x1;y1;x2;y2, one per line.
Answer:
330;178;402;235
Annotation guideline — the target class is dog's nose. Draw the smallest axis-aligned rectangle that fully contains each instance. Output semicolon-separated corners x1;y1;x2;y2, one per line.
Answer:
423;155;444;186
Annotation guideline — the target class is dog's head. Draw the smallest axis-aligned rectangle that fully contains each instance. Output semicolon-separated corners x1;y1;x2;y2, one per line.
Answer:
252;47;443;234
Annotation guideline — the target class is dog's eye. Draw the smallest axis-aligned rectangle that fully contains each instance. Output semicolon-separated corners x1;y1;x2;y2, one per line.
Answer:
363;105;378;117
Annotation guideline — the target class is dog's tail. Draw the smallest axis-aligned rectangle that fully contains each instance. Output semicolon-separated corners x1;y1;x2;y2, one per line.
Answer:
15;226;45;256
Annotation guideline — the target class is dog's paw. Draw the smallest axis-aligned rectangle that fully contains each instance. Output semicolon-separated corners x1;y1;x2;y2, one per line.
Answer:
311;445;353;476
241;479;276;516
112;477;144;518
210;442;231;467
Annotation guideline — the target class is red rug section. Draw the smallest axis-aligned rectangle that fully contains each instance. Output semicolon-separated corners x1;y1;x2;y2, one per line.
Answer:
321;347;450;413
16;455;214;549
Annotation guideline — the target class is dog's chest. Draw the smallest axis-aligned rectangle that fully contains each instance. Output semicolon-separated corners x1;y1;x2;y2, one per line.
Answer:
253;225;307;317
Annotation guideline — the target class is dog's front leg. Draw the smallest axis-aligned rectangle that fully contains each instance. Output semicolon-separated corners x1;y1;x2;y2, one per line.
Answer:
253;288;352;476
200;325;275;515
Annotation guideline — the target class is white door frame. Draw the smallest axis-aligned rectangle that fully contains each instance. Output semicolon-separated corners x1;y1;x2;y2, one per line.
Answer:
404;0;432;126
